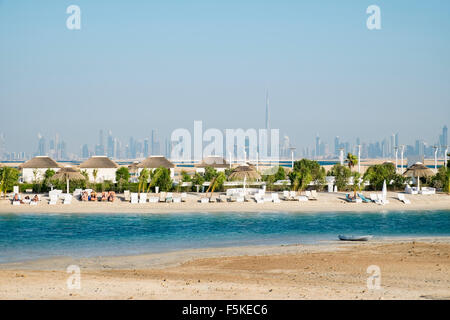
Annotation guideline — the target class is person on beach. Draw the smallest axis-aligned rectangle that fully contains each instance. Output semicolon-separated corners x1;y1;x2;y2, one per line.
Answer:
12;193;23;204
32;195;39;203
101;192;107;201
108;191;115;202
90;191;97;201
81;191;88;201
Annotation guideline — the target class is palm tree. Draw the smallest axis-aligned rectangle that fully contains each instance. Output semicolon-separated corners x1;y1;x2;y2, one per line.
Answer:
346;153;358;171
92;169;98;184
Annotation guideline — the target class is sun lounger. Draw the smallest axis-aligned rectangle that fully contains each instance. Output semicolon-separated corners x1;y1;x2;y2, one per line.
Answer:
420;187;436;195
397;193;411;204
181;192;187;202
289;191;296;199
149;196;159;203
357;193;371;203
310;190;318;200
376;194;388;205
12;201;21;206
173;197;181;203
159;192;166;202
63;194;72;205
200;197;209;203
130;193;139;204
49;194;58;205
139;193;147;203
405;185;418;195
124;190;131;201
298;195;308;201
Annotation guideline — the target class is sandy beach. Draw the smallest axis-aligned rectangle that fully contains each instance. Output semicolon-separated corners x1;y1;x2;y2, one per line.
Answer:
0;238;449;300
1;191;449;214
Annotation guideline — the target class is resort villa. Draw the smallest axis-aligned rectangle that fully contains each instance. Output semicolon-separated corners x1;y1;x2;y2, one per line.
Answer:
19;156;61;183
195;156;229;173
137;156;175;178
79;156;119;183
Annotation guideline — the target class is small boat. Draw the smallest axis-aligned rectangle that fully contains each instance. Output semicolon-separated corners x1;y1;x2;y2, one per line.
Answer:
338;235;373;241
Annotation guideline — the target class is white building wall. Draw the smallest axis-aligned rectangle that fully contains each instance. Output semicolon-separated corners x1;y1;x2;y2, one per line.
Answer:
82;168;117;183
22;168;60;183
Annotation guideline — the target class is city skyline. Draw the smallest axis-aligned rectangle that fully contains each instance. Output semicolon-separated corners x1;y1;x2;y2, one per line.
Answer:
1;1;450;156
0;124;447;162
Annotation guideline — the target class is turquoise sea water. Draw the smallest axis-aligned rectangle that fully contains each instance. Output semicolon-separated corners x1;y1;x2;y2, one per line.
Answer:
0;210;450;263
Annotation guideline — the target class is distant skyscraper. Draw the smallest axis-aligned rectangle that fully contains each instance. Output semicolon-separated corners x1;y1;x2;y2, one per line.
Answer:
37;134;46;156
265;89;269;130
0;133;5;160
151;129;160;155
334;136;340;157
440;125;448;147
315;135;321;158
81;144;89;159
107;131;114;158
144;138;149;158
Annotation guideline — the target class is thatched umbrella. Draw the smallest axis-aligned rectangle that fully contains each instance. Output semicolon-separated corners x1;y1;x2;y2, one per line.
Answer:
228;165;261;181
403;162;434;189
52;166;86;194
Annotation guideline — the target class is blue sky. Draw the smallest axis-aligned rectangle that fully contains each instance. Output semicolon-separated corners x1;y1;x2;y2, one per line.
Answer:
1;0;449;154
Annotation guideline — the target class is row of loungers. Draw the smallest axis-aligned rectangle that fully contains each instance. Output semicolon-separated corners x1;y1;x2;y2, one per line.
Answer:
200;190;320;203
127;192;187;204
345;193;411;205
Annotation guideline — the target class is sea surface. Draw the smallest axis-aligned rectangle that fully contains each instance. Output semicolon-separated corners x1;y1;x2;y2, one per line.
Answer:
0;210;450;263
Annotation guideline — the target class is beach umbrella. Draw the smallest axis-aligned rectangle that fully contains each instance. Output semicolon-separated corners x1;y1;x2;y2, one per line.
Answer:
52;166;86;194
228;164;261;181
403;162;434;190
382;180;387;201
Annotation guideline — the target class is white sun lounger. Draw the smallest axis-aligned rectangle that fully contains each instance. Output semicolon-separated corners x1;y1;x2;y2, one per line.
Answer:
181;192;187;202
49;194;58;205
139;193;147;203
149;196;159;203
63;194;72;205
397;193;411;204
130;193;139;204
200;197;209;203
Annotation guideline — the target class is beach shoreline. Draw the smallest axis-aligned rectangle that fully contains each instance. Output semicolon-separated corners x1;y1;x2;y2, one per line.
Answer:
1;237;449;299
1;191;449;214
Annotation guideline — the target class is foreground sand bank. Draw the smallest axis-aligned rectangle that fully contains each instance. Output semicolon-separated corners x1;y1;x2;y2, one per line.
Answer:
1;192;449;214
1;238;449;299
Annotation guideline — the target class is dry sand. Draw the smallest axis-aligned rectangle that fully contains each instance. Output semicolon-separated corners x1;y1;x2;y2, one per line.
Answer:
0;238;449;300
0;191;449;214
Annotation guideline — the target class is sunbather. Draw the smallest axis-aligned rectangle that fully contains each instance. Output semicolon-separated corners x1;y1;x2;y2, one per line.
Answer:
90;191;97;201
101;192;108;201
108;191;116;202
31;195;39;203
12;193;23;204
81;191;89;201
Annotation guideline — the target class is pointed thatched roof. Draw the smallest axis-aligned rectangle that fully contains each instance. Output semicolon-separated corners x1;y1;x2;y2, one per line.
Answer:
52;166;86;181
19;156;60;169
195;156;229;168
137;156;175;169
228;165;261;181
403;162;434;178
79;156;119;169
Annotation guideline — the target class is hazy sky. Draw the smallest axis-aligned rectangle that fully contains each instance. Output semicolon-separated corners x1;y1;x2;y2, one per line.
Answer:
1;0;449;155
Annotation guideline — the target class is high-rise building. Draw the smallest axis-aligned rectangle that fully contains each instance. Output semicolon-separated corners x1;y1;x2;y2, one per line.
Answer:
440;125;448;147
0;133;5;160
315;135;321;158
144;138;149;158
37;135;46;156
151;129;160;155
265;89;269;130
107;131;114;158
334;136;340;157
81;144;89;159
